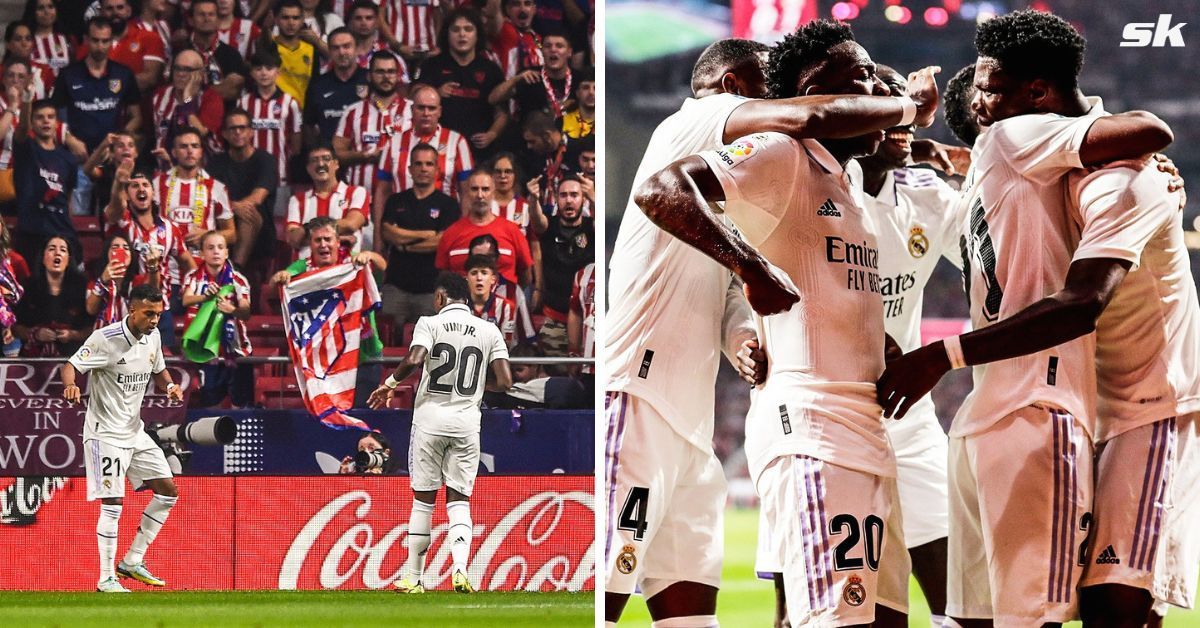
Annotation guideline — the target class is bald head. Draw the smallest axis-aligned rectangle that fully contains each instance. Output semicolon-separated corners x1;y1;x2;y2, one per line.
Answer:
691;38;769;98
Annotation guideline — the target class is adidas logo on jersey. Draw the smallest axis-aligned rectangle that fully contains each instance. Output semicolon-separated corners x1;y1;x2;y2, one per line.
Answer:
816;199;841;217
117;358;127;365
1096;545;1120;565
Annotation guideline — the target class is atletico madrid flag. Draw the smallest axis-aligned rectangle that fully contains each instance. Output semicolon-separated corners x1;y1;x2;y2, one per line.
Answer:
282;263;382;430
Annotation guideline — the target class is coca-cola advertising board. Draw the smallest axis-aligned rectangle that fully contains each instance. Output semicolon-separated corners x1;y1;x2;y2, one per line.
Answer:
0;475;594;591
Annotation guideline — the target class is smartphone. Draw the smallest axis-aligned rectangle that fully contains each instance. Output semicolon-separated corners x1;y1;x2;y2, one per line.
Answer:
112;247;130;268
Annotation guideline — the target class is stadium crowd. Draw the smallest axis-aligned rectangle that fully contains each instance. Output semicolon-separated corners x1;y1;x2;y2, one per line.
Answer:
0;0;596;410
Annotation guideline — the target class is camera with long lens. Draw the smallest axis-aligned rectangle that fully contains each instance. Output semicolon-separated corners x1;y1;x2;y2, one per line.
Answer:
354;449;390;472
149;416;239;474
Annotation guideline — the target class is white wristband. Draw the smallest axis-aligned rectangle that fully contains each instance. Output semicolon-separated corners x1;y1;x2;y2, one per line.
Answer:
943;335;967;370
895;96;918;126
383;375;400;390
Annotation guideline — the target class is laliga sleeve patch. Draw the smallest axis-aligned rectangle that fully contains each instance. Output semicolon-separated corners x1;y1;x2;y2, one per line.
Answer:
715;137;761;168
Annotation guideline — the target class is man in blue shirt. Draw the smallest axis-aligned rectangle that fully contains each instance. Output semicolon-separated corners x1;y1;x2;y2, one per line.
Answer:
51;17;141;153
13;99;80;265
303;28;368;144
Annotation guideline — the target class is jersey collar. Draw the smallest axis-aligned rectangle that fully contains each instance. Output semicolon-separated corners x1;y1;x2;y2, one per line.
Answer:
439;302;470;315
121;318;148;345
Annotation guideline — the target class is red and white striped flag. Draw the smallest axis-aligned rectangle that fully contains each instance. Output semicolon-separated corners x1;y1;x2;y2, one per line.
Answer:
282;263;382;430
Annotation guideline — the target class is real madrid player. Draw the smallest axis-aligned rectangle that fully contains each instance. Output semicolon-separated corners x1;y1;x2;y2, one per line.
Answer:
62;284;185;593
604;32;942;625
368;272;511;594
877;11;1177;626
633;21;948;626
755;64;964;627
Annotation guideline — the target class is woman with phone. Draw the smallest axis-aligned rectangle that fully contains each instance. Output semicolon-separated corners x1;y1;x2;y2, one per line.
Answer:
85;235;164;328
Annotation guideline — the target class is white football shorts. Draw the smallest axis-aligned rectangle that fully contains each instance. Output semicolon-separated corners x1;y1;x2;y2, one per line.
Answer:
84;432;172;501
408;427;480;496
603;391;725;597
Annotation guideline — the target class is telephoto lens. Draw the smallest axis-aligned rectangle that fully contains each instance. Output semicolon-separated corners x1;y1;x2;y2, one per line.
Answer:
353;450;388;471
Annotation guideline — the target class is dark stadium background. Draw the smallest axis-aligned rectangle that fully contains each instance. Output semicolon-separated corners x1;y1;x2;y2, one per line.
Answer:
605;0;1200;489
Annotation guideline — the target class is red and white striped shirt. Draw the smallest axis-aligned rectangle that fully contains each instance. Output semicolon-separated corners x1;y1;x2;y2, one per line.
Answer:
334;96;412;189
492;197;532;234
378;124;473;197
152;169;233;244
238;89;302;184
182;263;253;357
218;18;261;59
471;293;518;347
286;181;371;258
107;209;191;290
570;263;595;372
151;86;226;153
32;32;72;76
381;0;439;52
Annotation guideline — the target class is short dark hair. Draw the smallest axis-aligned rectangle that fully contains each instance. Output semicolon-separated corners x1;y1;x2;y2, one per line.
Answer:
522;110;558;136
327;26;353;44
766;19;856;99
129;283;164;304
468;234;499;255
487;152;521;181
435;271;470;302
4;21;30;43
274;0;302;14
409;142;438;164
86;16;114;34
974;9;1085;92
438;8;486;57
224;106;251;126
190;0;218;14
944;64;980;147
691;38;768;95
30;98;56;115
306;140;336;161
305;215;338;239
464;254;497;273
368;49;400;70
172;127;204;147
248;47;281;69
349;0;378;14
363;430;390;451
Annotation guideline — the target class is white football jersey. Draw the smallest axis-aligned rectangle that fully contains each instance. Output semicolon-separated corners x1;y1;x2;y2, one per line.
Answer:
698;132;893;482
1068;161;1200;441
952;99;1106;438
848;161;964;446
410;303;508;437
605;92;757;452
68;320;167;448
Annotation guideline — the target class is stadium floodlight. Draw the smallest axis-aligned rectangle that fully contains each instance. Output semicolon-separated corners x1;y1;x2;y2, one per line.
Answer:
832;2;860;20
925;7;950;26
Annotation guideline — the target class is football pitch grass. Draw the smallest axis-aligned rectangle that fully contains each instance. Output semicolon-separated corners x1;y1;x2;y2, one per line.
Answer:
0;590;594;627
618;508;1200;626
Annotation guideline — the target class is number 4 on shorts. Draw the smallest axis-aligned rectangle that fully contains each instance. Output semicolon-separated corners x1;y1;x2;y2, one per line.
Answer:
618;486;650;541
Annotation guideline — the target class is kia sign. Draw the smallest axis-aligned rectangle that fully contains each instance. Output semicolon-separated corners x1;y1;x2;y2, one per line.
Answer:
0;476;594;591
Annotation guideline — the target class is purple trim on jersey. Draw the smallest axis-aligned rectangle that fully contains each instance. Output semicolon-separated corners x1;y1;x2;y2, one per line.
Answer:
91;439;100;495
796;456;819;611
1064;413;1079;603
1133;418;1175;570
604;392;629;564
1049;411;1063;602
756;571;775;580
809;458;834;609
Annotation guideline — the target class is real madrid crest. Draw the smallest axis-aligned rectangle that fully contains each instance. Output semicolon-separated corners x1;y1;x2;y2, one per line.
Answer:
843;574;866;606
616;544;637;575
907;226;929;258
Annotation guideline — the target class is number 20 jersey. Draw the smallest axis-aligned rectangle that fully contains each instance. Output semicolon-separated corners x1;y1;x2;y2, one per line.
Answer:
410;303;508;437
952;100;1107;439
697;132;893;483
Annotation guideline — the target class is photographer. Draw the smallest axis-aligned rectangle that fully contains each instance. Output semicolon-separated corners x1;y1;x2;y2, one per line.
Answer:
338;431;396;475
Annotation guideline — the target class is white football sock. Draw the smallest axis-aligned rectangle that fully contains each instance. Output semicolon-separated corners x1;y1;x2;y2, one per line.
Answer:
941;618;964;628
123;493;177;565
651;615;719;628
604;623;617;628
405;499;434;581
97;504;122;582
446;500;473;574
931;614;947;628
